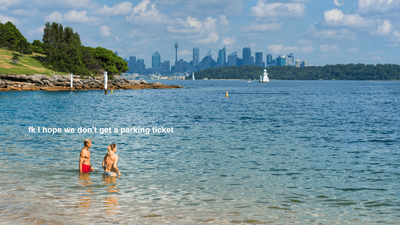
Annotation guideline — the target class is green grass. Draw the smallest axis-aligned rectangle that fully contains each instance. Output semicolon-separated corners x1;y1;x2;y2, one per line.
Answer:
0;48;68;76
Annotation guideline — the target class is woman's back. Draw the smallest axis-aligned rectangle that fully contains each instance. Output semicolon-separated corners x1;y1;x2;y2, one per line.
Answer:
102;144;121;176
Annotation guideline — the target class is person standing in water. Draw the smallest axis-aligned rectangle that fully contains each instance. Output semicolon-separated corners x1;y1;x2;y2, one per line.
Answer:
102;143;121;176
79;139;95;173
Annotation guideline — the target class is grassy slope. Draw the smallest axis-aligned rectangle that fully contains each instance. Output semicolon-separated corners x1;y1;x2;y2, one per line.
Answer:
0;48;68;76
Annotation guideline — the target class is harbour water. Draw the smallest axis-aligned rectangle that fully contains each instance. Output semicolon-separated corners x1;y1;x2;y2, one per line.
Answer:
1;80;399;224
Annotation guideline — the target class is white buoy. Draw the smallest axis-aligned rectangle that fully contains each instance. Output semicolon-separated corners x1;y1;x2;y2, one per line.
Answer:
104;71;108;94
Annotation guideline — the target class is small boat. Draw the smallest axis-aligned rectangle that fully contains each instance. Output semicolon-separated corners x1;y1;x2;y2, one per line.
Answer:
192;72;195;81
203;78;208;80
247;79;251;82
259;69;269;83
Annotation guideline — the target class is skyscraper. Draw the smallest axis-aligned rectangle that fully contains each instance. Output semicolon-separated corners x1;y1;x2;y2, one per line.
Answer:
295;60;300;67
266;54;272;66
218;47;226;67
193;47;199;70
164;61;170;71
255;52;263;67
243;47;251;65
277;55;286;66
152;52;161;68
174;43;178;64
137;59;145;72
287;53;294;66
300;61;308;67
129;56;136;73
228;51;237;66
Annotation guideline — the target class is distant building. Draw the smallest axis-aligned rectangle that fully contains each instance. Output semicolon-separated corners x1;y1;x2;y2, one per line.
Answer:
174;43;178;64
243;47;251;65
152;52;161;68
129;56;137;73
255;52;263;67
277;55;286;66
228;51;237;66
295;59;300;67
137;59;145;72
114;51;118;56
266;54;272;65
175;59;186;72
164;61;170;71
287;53;294;66
251;56;254;65
193;47;199;70
237;58;243;67
218;47;226;67
201;55;213;70
300;60;308;67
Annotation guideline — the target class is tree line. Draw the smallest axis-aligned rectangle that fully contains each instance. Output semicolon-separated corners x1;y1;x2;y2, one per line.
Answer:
0;21;128;76
193;64;400;80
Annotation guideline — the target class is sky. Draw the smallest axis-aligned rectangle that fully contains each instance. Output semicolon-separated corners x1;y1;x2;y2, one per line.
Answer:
1;0;400;66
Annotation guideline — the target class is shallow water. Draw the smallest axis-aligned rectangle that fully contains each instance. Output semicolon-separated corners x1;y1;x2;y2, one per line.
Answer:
1;80;400;224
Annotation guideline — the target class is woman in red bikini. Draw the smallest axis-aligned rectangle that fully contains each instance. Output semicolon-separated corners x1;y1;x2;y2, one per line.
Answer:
79;139;95;173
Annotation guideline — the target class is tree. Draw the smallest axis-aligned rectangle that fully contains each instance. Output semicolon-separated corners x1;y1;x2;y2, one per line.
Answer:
11;55;19;65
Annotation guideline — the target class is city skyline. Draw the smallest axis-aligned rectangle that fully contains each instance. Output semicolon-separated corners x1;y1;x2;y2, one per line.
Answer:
1;0;400;67
125;45;309;74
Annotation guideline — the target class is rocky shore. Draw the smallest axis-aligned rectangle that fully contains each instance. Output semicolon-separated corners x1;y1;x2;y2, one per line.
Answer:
0;74;183;91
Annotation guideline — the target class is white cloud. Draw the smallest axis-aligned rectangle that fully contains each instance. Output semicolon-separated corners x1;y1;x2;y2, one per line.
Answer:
371;20;392;35
95;2;133;16
195;33;219;44
99;25;111;37
159;0;243;16
10;9;39;17
367;50;384;55
64;10;99;23
31;0;95;10
28;25;45;36
334;0;345;7
250;1;306;18
115;36;122;42
347;47;359;53
0;14;19;24
0;0;23;7
167;16;229;44
178;49;190;56
241;21;282;32
387;43;398;47
45;11;63;23
296;39;313;45
45;10;99;23
267;44;315;54
324;8;373;28
394;31;400;37
358;0;400;13
320;44;341;53
222;37;236;45
311;28;356;40
166;16;203;34
125;0;172;25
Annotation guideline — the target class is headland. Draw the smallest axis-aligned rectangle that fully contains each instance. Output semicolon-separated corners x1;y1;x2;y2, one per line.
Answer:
0;74;183;91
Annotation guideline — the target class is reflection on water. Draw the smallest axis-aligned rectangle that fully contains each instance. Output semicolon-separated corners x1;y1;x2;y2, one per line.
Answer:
78;173;93;210
103;175;120;214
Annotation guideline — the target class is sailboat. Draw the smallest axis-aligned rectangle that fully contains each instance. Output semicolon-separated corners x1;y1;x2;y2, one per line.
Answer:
192;72;195;81
259;69;269;83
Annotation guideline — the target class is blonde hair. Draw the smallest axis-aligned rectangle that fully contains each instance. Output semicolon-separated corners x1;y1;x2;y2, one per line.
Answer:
107;143;116;155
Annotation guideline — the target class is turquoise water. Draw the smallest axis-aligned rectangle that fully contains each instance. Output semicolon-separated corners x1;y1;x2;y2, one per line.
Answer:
1;80;400;224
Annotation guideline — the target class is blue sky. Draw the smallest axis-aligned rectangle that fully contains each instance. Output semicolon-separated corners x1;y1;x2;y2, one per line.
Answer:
1;0;400;66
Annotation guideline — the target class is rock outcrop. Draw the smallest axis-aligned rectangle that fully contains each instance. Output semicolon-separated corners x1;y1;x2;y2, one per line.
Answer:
0;74;183;91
